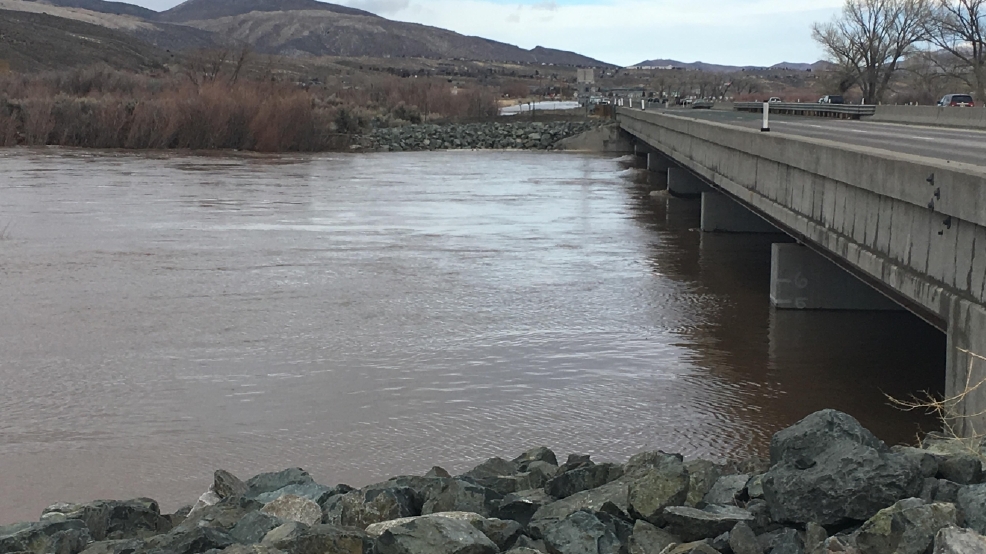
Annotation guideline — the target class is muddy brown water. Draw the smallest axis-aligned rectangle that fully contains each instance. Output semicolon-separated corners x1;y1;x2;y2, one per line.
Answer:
0;149;944;524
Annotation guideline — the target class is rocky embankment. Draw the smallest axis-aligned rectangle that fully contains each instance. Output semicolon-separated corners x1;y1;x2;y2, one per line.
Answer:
3;409;986;554
356;121;605;152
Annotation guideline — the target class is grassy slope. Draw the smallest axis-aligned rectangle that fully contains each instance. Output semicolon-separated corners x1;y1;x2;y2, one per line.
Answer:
0;9;169;71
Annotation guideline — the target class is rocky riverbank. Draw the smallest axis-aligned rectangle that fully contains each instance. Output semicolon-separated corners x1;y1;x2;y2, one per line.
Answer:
3;409;985;554
355;121;606;152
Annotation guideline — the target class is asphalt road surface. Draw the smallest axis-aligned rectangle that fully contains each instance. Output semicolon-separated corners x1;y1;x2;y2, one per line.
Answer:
646;108;986;167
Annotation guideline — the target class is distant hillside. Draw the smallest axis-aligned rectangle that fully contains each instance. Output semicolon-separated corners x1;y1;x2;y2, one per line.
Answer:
0;9;167;71
178;7;613;65
632;58;832;73
32;0;157;18
530;46;604;67
0;0;614;69
155;0;377;23
770;61;835;72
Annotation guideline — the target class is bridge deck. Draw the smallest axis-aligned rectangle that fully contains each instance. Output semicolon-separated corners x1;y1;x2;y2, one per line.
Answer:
646;109;986;167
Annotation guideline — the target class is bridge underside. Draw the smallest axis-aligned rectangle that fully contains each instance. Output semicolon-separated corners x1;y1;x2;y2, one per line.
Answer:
622;109;986;437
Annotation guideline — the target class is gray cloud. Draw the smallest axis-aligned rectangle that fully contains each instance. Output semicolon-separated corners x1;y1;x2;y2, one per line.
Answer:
532;1;558;11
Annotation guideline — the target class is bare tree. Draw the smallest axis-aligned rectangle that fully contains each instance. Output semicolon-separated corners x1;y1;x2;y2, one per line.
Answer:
923;0;986;99
813;0;931;103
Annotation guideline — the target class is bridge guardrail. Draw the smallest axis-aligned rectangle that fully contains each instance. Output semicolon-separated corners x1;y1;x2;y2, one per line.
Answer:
734;102;876;119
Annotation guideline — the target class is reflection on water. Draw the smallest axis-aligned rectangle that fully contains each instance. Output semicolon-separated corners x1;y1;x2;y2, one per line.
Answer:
0;149;943;524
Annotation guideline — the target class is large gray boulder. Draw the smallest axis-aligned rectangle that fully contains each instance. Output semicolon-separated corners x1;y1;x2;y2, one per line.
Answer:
253;483;337;505
496;489;553;527
513;447;558;469
78;539;144;554
855;498;956;554
244;469;315;500
137;526;235;554
528;480;629;539
703;475;749;506
939;455;983;485
261;523;367;554
213;471;248;500
366;512;520;551
41;498;171;541
463;458;518;481
889;447;940;479
626;454;689;525
662;505;754;543
933;527;986;553
957;484;986;534
176;496;265;533
684;461;721;508
228;512;283;545
0;519;92;554
218;545;287;554
374;515;497;554
763;410;923;525
541;510;622;554
546;465;623;499
323;483;418;529
628;520;678;554
770;410;886;466
757;528;802;553
422;479;502;518
477;465;556;496
381;476;448;514
260;495;321;526
728;522;761;554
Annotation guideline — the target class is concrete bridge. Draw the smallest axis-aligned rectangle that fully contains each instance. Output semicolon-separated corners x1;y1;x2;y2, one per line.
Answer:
617;107;986;436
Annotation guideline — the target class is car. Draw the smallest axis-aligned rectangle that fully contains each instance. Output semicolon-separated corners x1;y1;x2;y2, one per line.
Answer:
768;97;783;103
938;94;975;107
818;95;845;104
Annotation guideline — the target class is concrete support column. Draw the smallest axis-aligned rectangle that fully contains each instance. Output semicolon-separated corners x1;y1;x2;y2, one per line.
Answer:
701;192;779;233
945;303;986;437
647;153;673;188
647;152;673;173
667;168;712;197
770;244;901;311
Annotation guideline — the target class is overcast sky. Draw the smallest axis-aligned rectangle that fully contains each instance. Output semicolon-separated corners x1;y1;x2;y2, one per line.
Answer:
130;0;843;67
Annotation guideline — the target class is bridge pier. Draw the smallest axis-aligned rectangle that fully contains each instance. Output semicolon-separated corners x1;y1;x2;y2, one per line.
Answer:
646;153;673;188
770;244;901;311
701;192;778;233
946;304;986;437
667;168;712;197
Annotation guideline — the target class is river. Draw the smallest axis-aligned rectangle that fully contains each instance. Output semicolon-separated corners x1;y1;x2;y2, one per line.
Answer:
0;149;943;524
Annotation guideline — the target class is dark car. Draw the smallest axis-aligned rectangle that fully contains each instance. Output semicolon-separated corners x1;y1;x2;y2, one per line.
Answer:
818;95;845;104
938;94;975;107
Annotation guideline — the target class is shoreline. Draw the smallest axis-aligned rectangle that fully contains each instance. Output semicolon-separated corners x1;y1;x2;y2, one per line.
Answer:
2;409;983;554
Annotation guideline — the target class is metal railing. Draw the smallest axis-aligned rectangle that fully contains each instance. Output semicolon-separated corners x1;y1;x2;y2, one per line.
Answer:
734;102;876;119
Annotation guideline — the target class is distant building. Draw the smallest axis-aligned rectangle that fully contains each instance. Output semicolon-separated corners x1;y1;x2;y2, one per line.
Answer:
576;68;596;103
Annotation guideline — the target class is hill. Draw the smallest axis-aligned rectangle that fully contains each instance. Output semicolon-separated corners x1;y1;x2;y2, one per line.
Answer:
172;6;612;65
0;0;614;69
33;0;157;18
155;0;378;23
0;9;167;71
632;58;833;73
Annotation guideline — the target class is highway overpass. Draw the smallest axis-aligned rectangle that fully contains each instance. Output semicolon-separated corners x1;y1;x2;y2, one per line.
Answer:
618;107;986;436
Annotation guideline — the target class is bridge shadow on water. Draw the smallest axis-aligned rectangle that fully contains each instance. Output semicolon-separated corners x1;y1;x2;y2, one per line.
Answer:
620;160;946;449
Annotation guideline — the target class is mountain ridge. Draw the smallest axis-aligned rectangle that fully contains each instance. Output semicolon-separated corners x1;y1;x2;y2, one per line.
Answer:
6;0;613;67
631;58;834;72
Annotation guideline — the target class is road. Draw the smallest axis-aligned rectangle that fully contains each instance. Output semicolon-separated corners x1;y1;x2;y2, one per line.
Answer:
643;108;986;167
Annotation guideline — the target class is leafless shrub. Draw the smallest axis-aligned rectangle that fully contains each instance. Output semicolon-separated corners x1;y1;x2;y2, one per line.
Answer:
0;65;501;152
889;348;986;451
